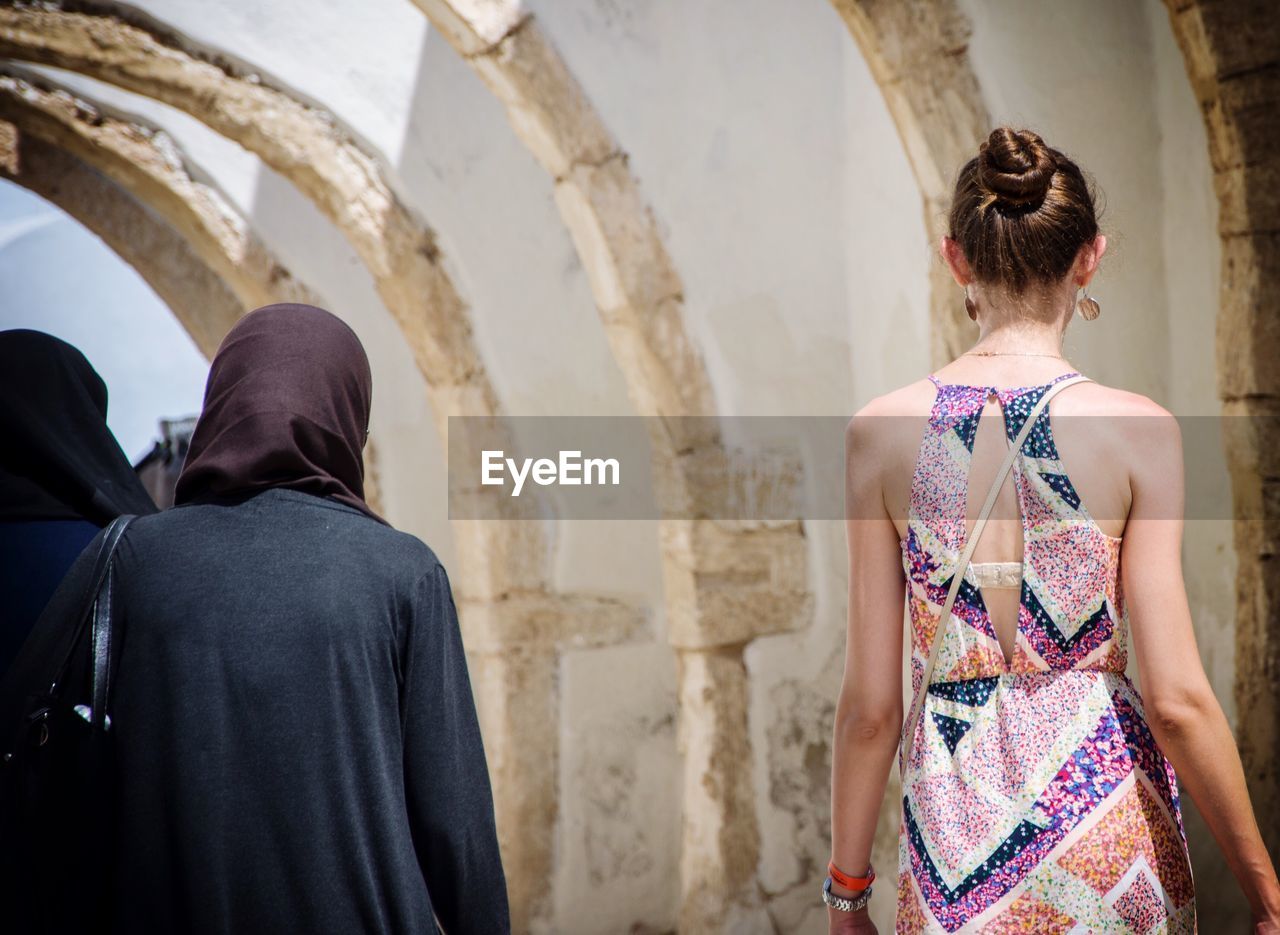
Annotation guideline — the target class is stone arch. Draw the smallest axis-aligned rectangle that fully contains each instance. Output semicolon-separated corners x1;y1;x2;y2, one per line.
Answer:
0;69;319;343
826;0;989;364
410;3;812;929
0;9;654;929
1162;0;1280;854
0;71;395;517
0;6;489;434
0;119;244;359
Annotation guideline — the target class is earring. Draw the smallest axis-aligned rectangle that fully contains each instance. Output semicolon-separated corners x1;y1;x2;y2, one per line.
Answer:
964;287;978;321
1077;287;1101;321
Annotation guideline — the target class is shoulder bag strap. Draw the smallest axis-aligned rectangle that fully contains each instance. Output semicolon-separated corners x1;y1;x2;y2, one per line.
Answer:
49;514;135;693
88;514;135;731
48;515;135;703
901;375;1090;765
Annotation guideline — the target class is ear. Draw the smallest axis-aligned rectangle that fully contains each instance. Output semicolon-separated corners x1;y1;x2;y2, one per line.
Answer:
939;235;973;286
1077;234;1108;286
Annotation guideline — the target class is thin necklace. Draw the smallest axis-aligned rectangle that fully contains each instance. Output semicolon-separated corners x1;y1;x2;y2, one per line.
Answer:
962;350;1067;359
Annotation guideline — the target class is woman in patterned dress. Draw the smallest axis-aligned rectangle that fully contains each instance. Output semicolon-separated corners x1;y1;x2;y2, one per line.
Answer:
827;127;1280;934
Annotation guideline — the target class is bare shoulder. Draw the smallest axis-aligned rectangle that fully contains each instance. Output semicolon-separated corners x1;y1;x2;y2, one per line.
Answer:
847;378;934;436
1054;380;1182;467
850;377;935;421
1054;379;1168;417
846;377;936;481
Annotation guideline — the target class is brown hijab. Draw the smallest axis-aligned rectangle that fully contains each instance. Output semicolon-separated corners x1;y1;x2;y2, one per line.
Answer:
174;303;384;523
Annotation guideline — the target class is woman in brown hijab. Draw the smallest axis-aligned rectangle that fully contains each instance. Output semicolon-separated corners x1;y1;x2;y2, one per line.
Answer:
4;304;509;934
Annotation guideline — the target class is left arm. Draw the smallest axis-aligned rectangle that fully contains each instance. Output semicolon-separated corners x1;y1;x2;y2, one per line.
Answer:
401;562;510;935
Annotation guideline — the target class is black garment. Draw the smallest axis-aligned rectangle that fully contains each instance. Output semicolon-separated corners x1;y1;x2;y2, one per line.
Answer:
0;518;98;672
0;330;157;675
0;329;156;524
1;487;508;934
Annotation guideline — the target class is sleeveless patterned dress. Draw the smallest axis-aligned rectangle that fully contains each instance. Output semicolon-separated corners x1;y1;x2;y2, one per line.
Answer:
895;371;1197;933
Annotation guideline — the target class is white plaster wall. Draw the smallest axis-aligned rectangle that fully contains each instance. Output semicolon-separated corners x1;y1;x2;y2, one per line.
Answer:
554;642;681;934
530;0;859;419
959;0;1172;400
1146;0;1233;721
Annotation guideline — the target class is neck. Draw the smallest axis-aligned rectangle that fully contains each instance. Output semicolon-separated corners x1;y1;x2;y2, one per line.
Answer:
970;320;1066;357
970;284;1072;355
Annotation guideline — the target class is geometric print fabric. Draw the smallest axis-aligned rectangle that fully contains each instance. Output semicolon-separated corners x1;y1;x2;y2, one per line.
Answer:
896;373;1196;932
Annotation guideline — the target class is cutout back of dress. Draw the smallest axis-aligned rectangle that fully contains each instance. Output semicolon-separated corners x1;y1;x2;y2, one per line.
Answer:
900;370;1128;683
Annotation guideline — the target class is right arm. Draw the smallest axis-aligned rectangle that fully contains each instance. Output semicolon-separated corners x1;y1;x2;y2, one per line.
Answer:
829;406;909;933
1121;407;1280;928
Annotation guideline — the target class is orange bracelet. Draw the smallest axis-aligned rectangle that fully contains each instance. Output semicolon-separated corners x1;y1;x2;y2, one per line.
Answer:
828;860;875;891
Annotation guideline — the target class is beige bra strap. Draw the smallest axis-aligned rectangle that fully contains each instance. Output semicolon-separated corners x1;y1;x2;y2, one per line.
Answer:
901;374;1091;765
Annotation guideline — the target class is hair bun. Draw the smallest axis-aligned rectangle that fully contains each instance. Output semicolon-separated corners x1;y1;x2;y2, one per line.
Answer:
977;127;1057;207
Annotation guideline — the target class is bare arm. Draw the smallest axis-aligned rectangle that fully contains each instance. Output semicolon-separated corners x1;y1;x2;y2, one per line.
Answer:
829;409;908;927
1122;409;1280;924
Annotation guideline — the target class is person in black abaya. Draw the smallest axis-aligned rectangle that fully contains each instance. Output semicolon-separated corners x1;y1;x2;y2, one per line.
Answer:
1;304;509;934
0;330;157;674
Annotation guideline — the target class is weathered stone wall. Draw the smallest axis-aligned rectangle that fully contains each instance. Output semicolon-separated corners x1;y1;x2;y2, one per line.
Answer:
1163;0;1280;887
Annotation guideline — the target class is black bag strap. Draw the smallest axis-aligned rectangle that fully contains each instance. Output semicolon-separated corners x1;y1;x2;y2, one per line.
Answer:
89;555;120;732
50;514;135;701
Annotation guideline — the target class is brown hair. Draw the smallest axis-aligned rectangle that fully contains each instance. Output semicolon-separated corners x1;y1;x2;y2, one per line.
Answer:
948;127;1099;294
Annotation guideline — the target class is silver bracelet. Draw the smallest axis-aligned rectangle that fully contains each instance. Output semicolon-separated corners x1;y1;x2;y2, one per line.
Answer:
822;876;872;912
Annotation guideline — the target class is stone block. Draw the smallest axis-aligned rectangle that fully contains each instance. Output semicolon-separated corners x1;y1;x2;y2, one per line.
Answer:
675;647;771;934
469;645;561;933
594;296;719;426
1217;234;1280;400
468;16;615;178
1179;0;1280;82
451;522;553;602
411;0;524;56
554;154;682;314
1200;66;1280;172
662;520;812;649
1213;159;1280;237
457;591;649;653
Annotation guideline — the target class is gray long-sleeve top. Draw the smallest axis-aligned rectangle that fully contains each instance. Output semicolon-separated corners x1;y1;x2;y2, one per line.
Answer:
3;486;509;934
